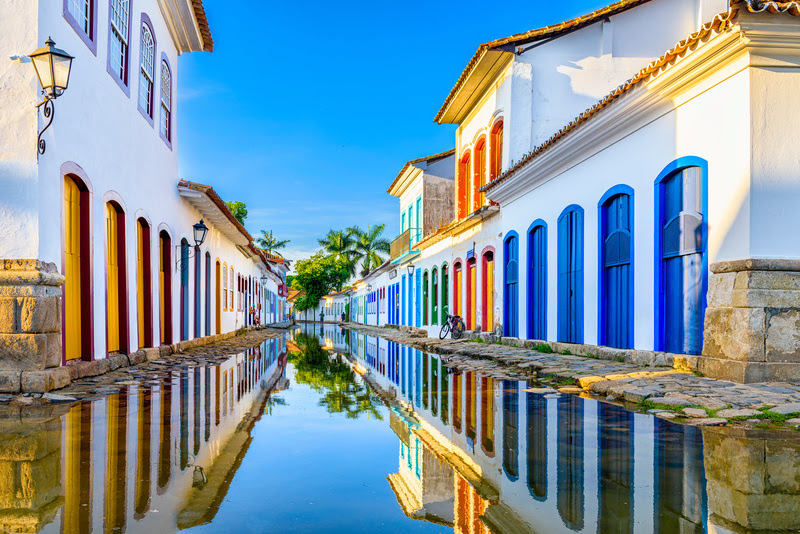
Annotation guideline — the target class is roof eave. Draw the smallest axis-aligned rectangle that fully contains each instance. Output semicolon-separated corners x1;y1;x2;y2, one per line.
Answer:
435;48;513;124
158;0;214;54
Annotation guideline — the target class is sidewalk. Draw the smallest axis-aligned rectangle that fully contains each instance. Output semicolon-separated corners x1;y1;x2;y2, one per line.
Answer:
347;323;800;430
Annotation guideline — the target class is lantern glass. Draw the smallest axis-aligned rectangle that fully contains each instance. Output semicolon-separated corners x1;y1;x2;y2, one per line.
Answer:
407;264;414;276
29;38;73;99
193;220;209;246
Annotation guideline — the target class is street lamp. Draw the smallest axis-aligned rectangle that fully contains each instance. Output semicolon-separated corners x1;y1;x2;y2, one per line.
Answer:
407;264;415;276
193;220;208;247
176;219;210;272
28;37;74;155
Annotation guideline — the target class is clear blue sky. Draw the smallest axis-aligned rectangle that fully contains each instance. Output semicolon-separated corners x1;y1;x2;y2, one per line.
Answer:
177;0;611;264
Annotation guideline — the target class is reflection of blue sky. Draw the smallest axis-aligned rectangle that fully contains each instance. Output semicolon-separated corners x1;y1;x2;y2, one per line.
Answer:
188;363;442;534
176;0;618;265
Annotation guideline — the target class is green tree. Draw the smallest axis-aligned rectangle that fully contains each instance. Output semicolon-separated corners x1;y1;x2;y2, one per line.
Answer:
257;229;290;256
288;333;383;420
225;201;248;224
318;229;357;277
348;224;390;277
291;252;349;312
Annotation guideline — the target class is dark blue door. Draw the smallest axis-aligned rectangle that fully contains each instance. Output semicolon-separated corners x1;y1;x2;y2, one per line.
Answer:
602;194;632;348
661;166;705;354
558;208;583;343
401;275;406;326
528;224;547;340
504;234;519;337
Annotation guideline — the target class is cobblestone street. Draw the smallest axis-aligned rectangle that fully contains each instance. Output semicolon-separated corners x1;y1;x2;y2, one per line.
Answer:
0;328;286;417
346;323;800;429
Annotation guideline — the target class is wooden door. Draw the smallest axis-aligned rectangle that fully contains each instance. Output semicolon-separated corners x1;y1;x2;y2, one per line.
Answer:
64;177;83;360
106;204;120;352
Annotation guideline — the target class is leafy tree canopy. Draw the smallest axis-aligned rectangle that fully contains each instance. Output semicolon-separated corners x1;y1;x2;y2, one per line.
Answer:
291;252;350;312
225;201;248;225
257;229;290;256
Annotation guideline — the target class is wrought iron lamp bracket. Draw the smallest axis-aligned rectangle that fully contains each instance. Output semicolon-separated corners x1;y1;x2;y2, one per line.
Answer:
36;97;54;155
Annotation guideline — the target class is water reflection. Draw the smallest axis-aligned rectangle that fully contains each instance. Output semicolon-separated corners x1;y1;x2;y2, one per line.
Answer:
0;337;286;534
318;324;800;534
2;323;800;533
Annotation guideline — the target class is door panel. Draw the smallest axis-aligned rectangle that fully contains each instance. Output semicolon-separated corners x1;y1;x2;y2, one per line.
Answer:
64;178;83;360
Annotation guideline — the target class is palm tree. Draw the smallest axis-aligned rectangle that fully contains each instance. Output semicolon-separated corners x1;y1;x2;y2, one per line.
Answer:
257;230;290;256
349;224;390;277
318;229;358;277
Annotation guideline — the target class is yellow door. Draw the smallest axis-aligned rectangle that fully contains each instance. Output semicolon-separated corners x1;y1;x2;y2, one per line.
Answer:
485;258;494;331
470;265;477;328
107;204;120;352
64;178;82;360
137;224;145;346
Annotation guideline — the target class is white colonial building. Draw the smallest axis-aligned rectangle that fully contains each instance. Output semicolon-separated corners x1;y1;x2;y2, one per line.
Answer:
0;0;286;391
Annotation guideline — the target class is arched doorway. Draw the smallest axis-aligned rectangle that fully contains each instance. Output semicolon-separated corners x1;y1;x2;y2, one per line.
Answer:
180;239;189;341
466;257;477;330
63;174;92;361
657;161;707;354
482;250;495;333
600;188;633;349
159;230;172;345
137;218;153;348
215;259;221;334
106;201;129;354
558;206;584;344
504;234;519;337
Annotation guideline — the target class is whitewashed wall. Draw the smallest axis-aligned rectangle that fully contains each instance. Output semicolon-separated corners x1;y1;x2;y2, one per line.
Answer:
0;1;268;359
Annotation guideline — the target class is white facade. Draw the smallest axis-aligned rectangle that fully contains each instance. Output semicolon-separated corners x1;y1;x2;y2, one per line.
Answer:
0;1;281;366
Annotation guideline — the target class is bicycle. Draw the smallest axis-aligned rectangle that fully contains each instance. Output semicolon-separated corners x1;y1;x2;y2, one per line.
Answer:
439;314;465;340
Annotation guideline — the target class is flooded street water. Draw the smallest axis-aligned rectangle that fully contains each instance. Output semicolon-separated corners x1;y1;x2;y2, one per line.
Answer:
2;326;800;533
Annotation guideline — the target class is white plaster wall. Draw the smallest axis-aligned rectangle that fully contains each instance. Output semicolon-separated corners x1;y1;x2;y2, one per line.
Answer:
0;0;40;259
498;66;751;349
520;0;727;149
748;66;800;258
0;2;269;359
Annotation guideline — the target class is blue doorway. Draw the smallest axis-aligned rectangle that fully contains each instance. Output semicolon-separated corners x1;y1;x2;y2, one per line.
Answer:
557;206;584;343
600;188;633;349
656;159;707;355
401;275;406;326
527;221;547;340
503;232;519;337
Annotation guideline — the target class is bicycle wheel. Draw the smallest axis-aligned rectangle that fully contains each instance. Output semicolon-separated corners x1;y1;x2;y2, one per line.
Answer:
439;323;451;340
452;319;465;339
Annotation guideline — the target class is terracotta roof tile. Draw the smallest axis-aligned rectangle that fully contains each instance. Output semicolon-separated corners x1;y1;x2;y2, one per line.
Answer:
480;4;769;193
191;0;214;52
177;180;253;242
434;0;654;123
387;148;455;194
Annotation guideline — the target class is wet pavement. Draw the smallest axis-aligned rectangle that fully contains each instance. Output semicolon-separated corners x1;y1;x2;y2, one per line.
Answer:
1;325;800;532
345;323;800;428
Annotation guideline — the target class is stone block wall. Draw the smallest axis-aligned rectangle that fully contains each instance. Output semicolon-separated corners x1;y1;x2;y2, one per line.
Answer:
702;259;800;382
0;261;65;393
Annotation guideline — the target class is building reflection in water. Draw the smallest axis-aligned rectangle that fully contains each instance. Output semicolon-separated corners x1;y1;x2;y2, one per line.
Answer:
337;329;800;534
0;337;286;534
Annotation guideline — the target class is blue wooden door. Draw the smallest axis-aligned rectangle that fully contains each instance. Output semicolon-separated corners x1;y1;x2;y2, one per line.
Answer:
662;167;705;354
528;224;547;340
558;208;583;343
401;275;406;326
504;235;519;337
602;194;632;348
